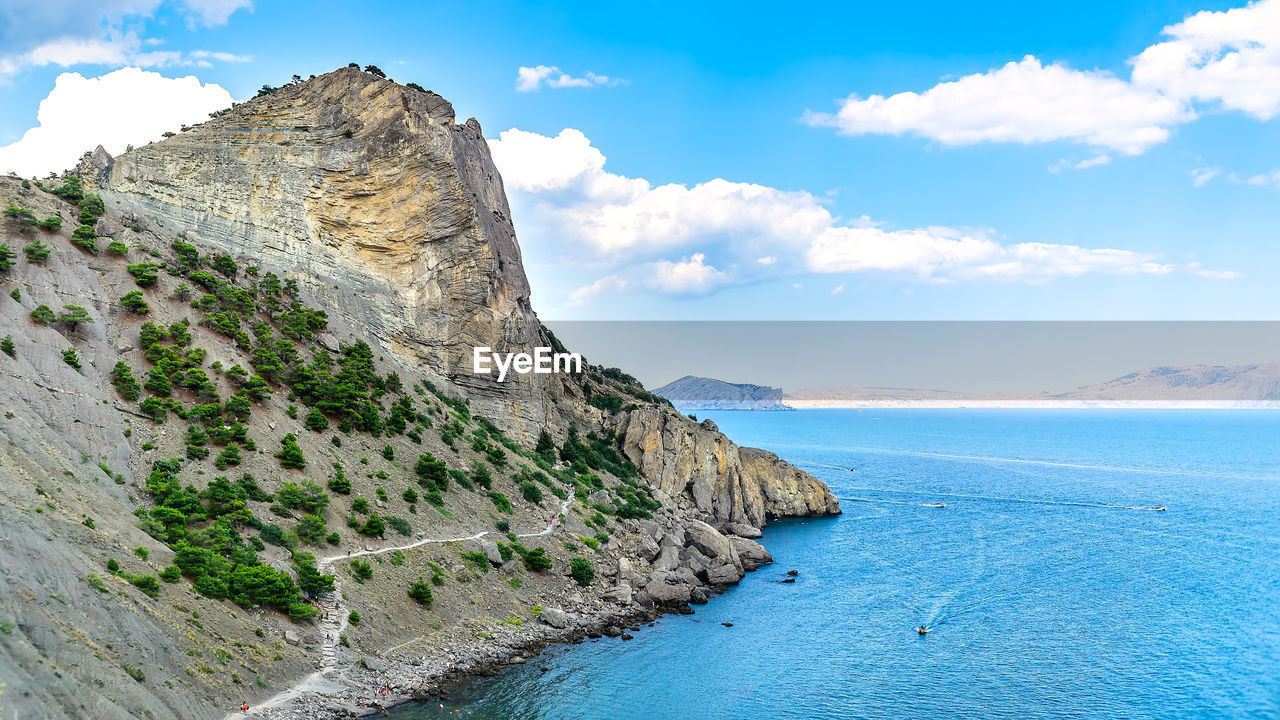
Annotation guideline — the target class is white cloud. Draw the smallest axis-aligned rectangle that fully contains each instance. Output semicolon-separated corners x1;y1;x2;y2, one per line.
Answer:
0;1;250;78
1188;261;1245;279
806;1;1280;155
1191;166;1223;186
804;56;1190;155
805;226;1173;281
188;49;252;63
647;254;728;295
830;283;845;295
1132;0;1280;118
515;65;623;92
566;275;627;306
490;127;1218;294
0;67;233;177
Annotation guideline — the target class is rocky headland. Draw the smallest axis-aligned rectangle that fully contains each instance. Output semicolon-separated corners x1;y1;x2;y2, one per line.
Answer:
0;66;838;720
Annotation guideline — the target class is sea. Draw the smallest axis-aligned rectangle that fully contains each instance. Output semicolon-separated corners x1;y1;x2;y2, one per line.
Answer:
393;409;1280;719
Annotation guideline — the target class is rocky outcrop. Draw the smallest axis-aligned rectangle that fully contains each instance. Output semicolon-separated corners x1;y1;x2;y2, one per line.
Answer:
612;407;840;527
92;67;555;438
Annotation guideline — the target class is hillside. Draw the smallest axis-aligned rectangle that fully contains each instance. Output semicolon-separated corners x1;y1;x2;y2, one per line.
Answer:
0;67;838;720
652;376;791;411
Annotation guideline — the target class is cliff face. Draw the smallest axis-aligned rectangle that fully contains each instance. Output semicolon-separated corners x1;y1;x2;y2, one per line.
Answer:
612;409;839;527
90;67;552;437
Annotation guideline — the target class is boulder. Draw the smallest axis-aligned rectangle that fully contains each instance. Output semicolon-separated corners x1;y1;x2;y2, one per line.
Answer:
705;562;744;586
587;490;610;506
725;522;762;539
601;584;633;605
643;579;692;606
616;558;645;587
636;535;661;561
539;608;571;629
361;656;388;672
684;519;732;560
652;545;680;572
478;539;503;566
729;536;772;565
284;630;300;646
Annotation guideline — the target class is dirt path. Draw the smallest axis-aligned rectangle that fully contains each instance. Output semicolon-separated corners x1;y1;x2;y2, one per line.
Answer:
231;497;573;719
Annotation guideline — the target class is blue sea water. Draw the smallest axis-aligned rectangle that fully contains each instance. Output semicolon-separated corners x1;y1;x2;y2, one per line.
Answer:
395;410;1280;719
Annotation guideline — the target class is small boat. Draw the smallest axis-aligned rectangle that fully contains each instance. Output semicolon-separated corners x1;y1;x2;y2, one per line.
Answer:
922;502;946;508
916;626;931;635
848;467;857;472
1150;505;1167;512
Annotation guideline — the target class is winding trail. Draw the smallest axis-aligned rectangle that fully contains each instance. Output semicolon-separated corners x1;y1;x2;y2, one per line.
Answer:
232;497;573;719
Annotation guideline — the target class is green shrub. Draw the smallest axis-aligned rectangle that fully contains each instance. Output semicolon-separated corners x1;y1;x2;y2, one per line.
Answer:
106;240;128;255
387;516;411;536
489;492;511;513
1;336;13;357
460;551;491;572
351;497;369;513
347;610;361;625
402;487;418;504
349;560;372;582
37;216;62;231
295;513;328;547
160;565;181;583
570;557;594;586
211;255;237;279
71;224;97;252
127;262;160;287
521;481;543;504
62;347;81;370
120;290;149;314
7;287;18;303
382;444;394;461
111;362;141;400
304;407;328;431
407;578;433;606
31;304;55;324
276;433;306;469
0;243;14;272
360;512;385;537
57;304;93;331
24;239;51;264
521;547;552;572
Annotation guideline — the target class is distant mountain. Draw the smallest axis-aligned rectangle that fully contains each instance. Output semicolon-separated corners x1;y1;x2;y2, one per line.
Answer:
653;376;792;410
785;363;1280;408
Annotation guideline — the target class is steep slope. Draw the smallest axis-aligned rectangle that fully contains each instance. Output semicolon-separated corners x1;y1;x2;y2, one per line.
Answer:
652;375;792;411
0;67;837;720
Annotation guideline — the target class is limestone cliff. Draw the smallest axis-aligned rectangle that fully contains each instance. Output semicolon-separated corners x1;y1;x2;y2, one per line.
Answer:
611;409;839;527
88;67;551;437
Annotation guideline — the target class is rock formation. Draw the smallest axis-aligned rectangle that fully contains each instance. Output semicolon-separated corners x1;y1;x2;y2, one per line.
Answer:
0;67;837;719
652;375;792;411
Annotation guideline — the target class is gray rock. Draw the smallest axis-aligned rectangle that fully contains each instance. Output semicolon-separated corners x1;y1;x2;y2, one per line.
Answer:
478;539;503;565
705;563;744;586
601;584;633;605
361;656;388;672
729;536;772;565
284;630;301;645
684;519;732;560
652;545;680;572
539;608;571;629
643;579;691;606
637;535;661;561
725;522;763;539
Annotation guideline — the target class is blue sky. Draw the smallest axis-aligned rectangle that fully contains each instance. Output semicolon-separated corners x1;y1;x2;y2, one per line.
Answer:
2;0;1278;320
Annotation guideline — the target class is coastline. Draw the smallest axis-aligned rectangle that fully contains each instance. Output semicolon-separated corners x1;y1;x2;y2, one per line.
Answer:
253;548;759;719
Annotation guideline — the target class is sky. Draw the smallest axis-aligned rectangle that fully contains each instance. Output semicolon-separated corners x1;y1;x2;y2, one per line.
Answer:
2;0;1279;321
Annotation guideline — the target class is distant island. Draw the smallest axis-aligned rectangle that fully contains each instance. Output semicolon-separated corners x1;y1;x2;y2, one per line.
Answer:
653;376;793;410
786;363;1280;408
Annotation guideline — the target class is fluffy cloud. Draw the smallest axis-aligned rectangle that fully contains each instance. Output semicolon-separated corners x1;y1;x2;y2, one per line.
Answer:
566;275;627;306
804;57;1190;155
806;0;1280;155
805;227;1172;281
0;0;250;78
490;127;1217;297
515;65;623;92
646;254;728;295
0;67;233;177
1132;0;1280;118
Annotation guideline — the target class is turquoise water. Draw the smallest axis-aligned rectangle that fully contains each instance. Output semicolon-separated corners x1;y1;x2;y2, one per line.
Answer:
396;410;1280;719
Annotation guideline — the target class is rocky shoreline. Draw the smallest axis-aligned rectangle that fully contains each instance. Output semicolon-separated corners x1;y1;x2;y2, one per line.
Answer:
255;515;789;719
